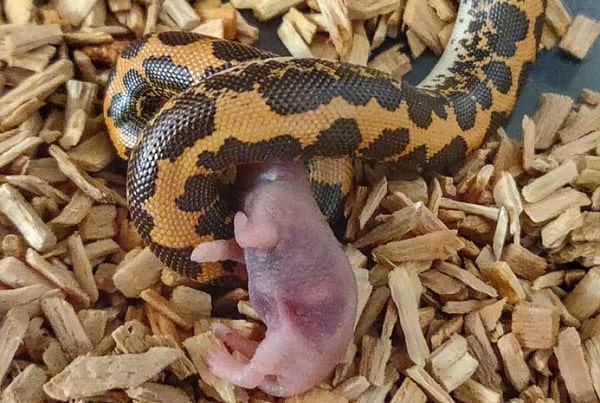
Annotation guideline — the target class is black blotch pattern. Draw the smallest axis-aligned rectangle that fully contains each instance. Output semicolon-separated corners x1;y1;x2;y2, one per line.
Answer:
194;201;235;240
360;128;409;160
533;12;545;48
310;181;344;222
157;31;202;46
305;118;361;157
483;61;512;94
196;136;303;171
485;111;508;141
176;174;219;212
401;85;448;128
516;61;534;98
257;59;404;114
139;94;168;122
426;136;468;175
387;145;428;178
489;2;528;57
202;62;260;93
147;90;217;162
106;68;117;88
452;95;477;131
128;198;155;242
211;39;276;63
142;56;194;94
121;36;148;59
107;69;151;133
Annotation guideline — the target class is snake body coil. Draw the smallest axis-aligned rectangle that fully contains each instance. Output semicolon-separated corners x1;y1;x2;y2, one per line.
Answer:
104;0;545;287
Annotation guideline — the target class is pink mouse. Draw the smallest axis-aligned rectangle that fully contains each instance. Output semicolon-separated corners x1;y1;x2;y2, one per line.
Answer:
191;161;357;396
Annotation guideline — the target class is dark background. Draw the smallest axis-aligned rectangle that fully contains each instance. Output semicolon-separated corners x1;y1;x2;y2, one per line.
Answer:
244;0;600;139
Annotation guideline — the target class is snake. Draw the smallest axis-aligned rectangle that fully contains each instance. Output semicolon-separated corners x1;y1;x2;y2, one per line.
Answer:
104;0;545;288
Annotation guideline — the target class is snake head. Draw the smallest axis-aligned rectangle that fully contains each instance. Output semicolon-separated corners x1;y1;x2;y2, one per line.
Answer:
192;162;357;396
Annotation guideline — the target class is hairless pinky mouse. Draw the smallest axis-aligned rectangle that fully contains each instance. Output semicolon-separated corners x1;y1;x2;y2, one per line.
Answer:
191;162;357;396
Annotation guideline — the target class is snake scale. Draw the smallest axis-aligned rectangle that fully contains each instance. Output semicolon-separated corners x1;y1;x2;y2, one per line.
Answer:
104;0;545;288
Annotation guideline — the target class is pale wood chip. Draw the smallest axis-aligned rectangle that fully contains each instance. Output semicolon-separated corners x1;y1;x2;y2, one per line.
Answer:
141;288;194;330
558;105;600;144
40;296;93;361
170;285;212;318
546;0;572;37
26;248;90;308
427;334;478;392
43;347;180;400
1;363;47;403
559;15;600;59
497;332;532;392
345;0;397;20
523;187;591;223
3;174;69;204
283;7;317;44
333;375;370;400
541;206;583;248
532;92;574;150
49;190;94;226
183;333;244;403
316;0;352;57
0;136;43;170
389;377;427;403
453;379;501;403
0;182;59;252
343;21;370;65
354;286;390;344
512;302;560;349
405;365;453;403
464;312;502;390
389;266;429;366
0;24;62;59
277;18;314;58
0;306;31;385
161;0;200;29
439;197;499;221
571;212;600;242
234;9;259;44
126;382;193;403
501;243;548;281
554;327;597;403
67;131;116;172
68;233;99;304
552;130;600;161
358;177;387;230
373;230;464;264
427;0;456;22
563;267;600;322
429;316;463;350
192;18;225;38
49;145;125;205
486;261;526;304
403;0;444;54
79;204;117;241
0;60;73;129
355;366;399;403
406;29;427;58
435;261;497;297
252;0;304;21
368;45;412;79
522;159;579;203
583;335;600;399
113;247;163;298
0;284;53;313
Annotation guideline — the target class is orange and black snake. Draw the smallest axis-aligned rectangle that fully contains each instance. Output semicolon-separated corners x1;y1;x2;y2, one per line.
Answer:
104;0;545;287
